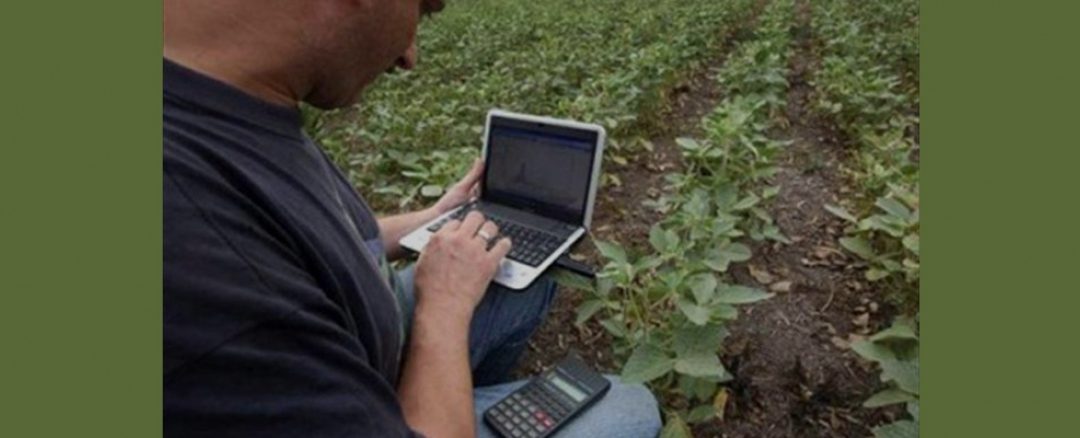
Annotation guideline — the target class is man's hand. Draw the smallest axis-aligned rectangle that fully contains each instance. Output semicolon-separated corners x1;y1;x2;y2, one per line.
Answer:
399;210;511;438
433;159;484;215
413;211;512;320
377;159;485;260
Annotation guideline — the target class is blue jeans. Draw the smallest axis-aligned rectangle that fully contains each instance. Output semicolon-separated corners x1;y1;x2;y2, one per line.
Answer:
397;266;662;437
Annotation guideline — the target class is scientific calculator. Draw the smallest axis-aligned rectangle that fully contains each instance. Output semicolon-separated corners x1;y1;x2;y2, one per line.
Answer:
483;354;610;438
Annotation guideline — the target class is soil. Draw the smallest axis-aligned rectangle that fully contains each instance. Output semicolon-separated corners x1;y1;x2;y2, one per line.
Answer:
513;0;908;436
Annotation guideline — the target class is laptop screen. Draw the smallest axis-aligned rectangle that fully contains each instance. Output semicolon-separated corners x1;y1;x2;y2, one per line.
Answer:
482;116;598;225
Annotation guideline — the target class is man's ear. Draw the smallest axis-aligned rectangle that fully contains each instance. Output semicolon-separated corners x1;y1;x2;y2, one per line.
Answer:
395;41;418;71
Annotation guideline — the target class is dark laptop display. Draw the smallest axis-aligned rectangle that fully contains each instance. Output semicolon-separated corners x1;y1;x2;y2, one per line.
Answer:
483;117;599;225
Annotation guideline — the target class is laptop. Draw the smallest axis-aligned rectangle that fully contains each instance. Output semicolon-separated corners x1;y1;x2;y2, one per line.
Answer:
400;109;606;290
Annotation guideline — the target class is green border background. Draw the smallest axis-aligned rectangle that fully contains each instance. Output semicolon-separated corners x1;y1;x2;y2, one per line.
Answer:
1;1;162;436
923;0;1079;437
2;0;1077;436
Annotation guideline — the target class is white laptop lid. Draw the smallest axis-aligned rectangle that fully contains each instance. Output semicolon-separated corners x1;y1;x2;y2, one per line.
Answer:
480;109;606;228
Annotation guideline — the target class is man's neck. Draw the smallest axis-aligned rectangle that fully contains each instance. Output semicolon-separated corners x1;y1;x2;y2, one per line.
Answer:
164;0;306;108
164;49;300;108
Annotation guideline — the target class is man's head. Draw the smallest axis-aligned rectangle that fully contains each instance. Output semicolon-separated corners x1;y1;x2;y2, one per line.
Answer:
164;0;446;109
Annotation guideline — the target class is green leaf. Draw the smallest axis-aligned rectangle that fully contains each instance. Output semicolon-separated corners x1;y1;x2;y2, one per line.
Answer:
762;185;781;199
678;375;718;402
859;216;905;237
713;304;739;320
907;400;920;422
840;236;876;260
732;193;760;210
686;404;718;424
674;352;728;380
902;233;920;255
575;300;605;326
869;322;919;342
659;412;693;438
676;137;702;151
704;242;752;272
762;224;791;244
649;225;680;253
677;298;711;326
864;388;917;407
599;318;627;338
880;258;903;271
713;217;737;237
596;277;614;298
866;268;890;281
720;242;752;262
881;358;919;395
420;185;443;197
552;269;593;292
876;197;913;222
674;323;728;359
851;339;897;363
714;284;772;304
621;344;674;384
704;252;731;272
686;273;718;304
752;207;772;223
824;204;858;223
634;255;664;272
872;420;918;438
595;240;627;264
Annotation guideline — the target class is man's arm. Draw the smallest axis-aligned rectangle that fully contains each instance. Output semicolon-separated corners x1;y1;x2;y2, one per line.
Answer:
379;159;484;261
378;208;442;260
397;212;511;438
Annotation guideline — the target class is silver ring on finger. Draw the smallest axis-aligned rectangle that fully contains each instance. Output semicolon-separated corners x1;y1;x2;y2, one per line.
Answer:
476;230;494;241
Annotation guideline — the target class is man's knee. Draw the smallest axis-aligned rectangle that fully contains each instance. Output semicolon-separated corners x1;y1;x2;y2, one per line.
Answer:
604;377;662;433
559;376;662;437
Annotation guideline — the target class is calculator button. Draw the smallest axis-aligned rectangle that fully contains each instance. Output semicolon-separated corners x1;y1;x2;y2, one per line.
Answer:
511;429;522;437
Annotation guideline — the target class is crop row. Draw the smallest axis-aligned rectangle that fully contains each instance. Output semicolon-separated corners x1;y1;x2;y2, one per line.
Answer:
811;1;920;437
563;0;798;433
308;0;756;212
812;0;920;304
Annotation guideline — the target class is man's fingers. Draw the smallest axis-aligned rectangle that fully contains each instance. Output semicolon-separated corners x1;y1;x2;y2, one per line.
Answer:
456;159;484;189
441;218;462;233
487;237;512;262
477;220;499;246
458;211;486;237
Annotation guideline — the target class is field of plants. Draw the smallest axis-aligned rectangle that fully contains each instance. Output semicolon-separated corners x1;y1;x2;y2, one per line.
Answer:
310;0;919;436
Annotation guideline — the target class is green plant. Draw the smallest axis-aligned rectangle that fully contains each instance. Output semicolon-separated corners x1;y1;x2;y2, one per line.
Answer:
851;128;919;194
306;0;757;212
812;0;920;307
827;182;919;303
811;0;918;140
852;318;920;438
561;1;797;432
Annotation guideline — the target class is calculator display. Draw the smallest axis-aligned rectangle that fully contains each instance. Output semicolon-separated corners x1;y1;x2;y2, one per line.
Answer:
548;374;587;402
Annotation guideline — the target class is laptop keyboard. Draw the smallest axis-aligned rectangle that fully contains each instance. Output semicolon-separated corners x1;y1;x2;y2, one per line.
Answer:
426;204;564;267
